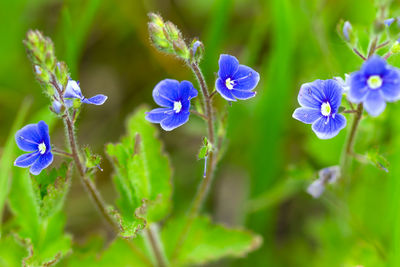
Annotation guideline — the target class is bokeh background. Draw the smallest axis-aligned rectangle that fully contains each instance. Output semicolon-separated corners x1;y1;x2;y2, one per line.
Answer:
2;0;400;266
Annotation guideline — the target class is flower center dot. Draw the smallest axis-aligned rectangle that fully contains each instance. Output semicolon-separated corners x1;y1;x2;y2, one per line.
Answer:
225;78;235;90
173;101;182;113
38;142;46;155
367;75;382;89
321;102;331;117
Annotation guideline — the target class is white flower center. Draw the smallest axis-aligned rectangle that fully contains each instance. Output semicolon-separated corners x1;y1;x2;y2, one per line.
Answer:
321;102;331;117
367;75;382;89
38;142;46;155
173;101;182;113
225;78;235;90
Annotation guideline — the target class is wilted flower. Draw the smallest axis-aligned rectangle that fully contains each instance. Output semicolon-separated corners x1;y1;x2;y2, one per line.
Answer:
146;79;198;131
215;54;260;101
307;166;341;198
14;121;53;175
293;79;347;139
348;55;400;116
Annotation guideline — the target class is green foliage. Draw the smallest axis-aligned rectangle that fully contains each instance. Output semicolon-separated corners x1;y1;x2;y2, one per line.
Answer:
366;149;390;172
106;107;172;238
197;136;212;159
7;167;71;266
162;216;262;266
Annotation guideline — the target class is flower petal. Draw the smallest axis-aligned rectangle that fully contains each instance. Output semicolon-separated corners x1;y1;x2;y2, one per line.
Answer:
178;81;198;113
215;78;236;101
218;54;239;80
145;108;173;123
82;94;108;105
307;179;325;198
15;124;41;151
29;152;53;175
14;152;40;168
292;108;321;124
364;90;386;117
321;79;343;112
160;112;190;131
230;89;256;100
231;65;260;91
311;114;346;139
348;71;368;103
297;80;325;109
152;79;180;107
37;121;51;152
362;55;387;76
64;79;83;99
381;69;400;101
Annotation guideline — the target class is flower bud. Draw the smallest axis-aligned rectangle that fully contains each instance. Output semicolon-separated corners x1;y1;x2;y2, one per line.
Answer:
190;39;204;64
164;21;181;41
172;39;189;61
391;40;400;54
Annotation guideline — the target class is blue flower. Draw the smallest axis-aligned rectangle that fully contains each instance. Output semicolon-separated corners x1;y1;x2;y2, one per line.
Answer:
293;79;347;139
215;54;260;101
14;121;53;175
348;55;400;117
385;18;395;26
145;79;198;131
64;79;108;106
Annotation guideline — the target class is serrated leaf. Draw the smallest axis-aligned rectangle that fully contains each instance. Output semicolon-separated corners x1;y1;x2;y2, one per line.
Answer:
106;106;172;238
162;216;262;266
8;169;71;266
31;163;72;218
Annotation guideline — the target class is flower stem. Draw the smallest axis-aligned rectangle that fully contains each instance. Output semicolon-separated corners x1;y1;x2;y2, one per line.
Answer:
171;62;218;262
145;224;168;267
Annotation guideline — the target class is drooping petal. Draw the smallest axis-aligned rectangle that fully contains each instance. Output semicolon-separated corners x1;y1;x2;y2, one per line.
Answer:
160;112;190;131
15;124;41;152
381;69;400;101
362;55;387;76
364;90;386;117
307;179;325;198
37;121;51;151
152;79;180;107
297;80;325;109
82;94;108;105
348;72;368;103
215;78;236;101
231;89;256;100
29;152;53;175
321;79;343;112
231;65;260;91
14;152;40;168
145;108;173;123
64;79;83;99
218;54;239;80
292;108;321;124
311;114;346;139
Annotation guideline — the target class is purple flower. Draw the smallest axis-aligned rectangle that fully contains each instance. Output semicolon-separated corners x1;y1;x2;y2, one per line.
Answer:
215;54;260;101
145;79;198;131
385;18;395;26
14;121;53;175
348;55;400;117
307;166;340;198
293;79;347;139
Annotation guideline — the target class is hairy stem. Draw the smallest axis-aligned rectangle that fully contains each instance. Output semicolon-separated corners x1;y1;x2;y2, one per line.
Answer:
145;224;168;267
171;62;217;262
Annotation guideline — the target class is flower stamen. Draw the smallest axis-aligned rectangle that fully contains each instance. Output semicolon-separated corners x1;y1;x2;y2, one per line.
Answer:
225;78;235;90
367;75;383;89
321;102;331;117
38;142;46;154
173;101;182;113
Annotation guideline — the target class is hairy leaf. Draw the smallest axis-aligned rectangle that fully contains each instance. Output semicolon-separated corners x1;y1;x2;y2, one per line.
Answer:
162;216;262;266
106;106;172;238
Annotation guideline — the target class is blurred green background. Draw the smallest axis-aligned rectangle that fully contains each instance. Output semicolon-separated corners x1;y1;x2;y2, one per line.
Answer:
2;0;400;266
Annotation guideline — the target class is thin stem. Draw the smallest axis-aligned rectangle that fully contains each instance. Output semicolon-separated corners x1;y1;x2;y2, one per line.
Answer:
145;225;168;267
52;148;73;158
353;48;366;60
171;62;217;262
190;109;208;121
342;109;358;114
209;90;218;99
376;40;390;50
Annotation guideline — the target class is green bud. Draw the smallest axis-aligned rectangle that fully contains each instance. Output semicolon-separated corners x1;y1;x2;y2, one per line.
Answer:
337;20;356;46
391;41;400;54
172;39;189;60
164;21;181;41
55;62;69;88
373;20;385;34
84;147;102;170
148;23;174;54
198;137;213;160
190;39;204;64
148;13;164;28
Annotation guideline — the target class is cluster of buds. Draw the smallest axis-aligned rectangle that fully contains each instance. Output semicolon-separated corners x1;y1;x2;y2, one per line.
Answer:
24;30;69;99
148;13;204;64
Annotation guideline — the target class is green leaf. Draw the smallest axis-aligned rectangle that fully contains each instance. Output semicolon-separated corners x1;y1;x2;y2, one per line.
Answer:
366;149;390;173
0;97;31;236
31;163;72;218
162;216;262;266
106;106;172;238
8;168;71;266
